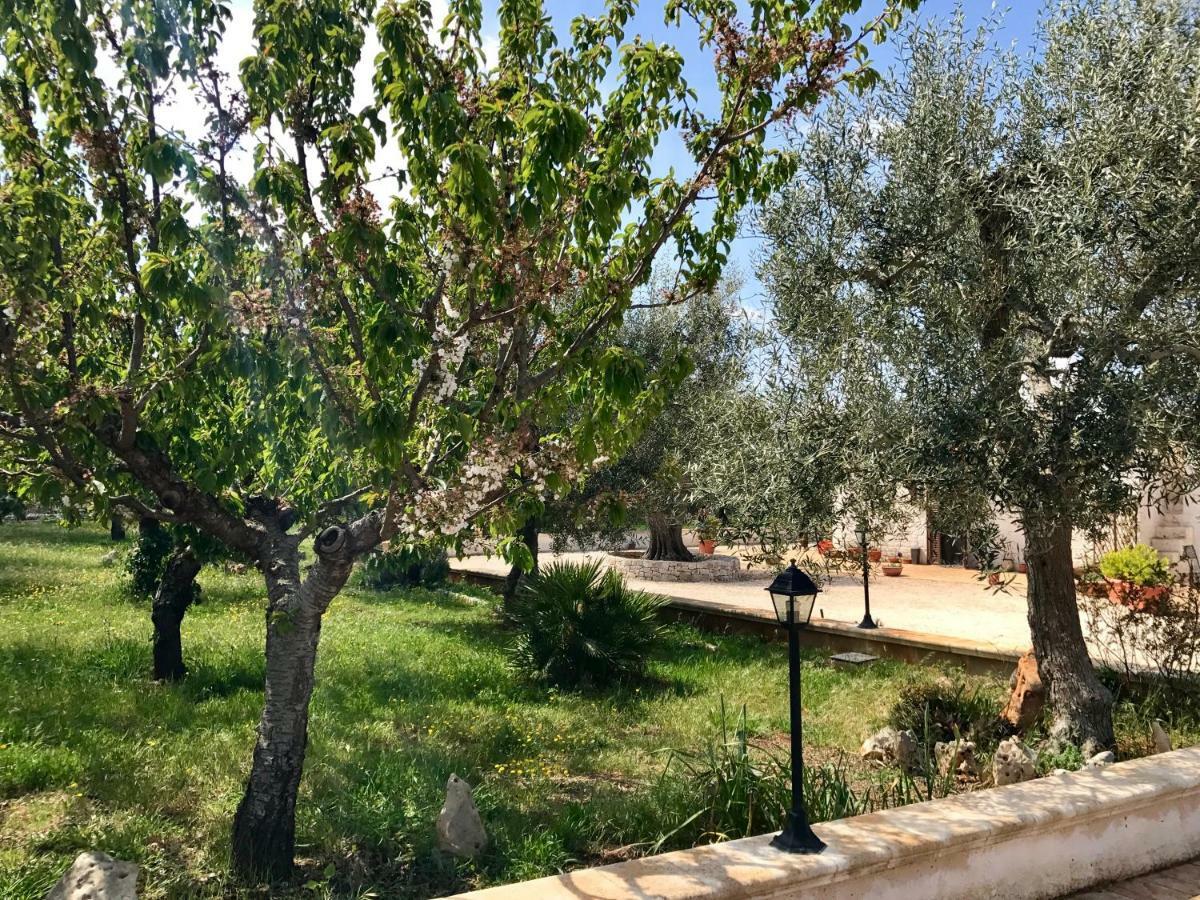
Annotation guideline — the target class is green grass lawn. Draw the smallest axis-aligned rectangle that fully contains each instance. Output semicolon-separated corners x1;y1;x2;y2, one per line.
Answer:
0;521;1009;898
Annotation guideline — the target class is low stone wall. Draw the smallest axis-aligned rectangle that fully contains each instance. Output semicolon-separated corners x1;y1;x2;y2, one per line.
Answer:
450;747;1200;900
606;551;745;583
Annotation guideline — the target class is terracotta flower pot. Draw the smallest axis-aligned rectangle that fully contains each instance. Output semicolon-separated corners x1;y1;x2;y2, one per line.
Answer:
1017;563;1028;575
988;572;1002;586
698;539;716;555
817;539;834;556
882;563;902;577
868;548;882;563
1107;581;1168;613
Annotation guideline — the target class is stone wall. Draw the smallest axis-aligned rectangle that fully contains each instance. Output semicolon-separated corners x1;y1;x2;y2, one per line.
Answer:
606;551;746;583
450;747;1200;900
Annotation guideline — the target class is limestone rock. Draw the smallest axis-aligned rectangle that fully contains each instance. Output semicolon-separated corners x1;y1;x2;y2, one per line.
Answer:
860;727;918;771
99;550;119;567
436;774;487;858
1085;750;1116;770
45;851;138;900
1050;768;1070;776
1152;721;1172;754
1000;651;1044;732
992;738;1037;786
935;740;978;779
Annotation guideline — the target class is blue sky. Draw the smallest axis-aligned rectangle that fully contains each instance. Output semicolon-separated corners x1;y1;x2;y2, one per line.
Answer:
608;0;1045;303
524;1;1045;304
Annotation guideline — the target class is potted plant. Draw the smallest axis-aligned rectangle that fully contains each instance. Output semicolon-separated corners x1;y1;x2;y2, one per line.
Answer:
868;547;883;563
882;558;903;577
817;538;834;556
695;515;720;556
1099;544;1174;612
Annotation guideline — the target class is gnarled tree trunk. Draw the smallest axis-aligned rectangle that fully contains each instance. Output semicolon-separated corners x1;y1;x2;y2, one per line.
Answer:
645;513;693;561
151;547;201;681
230;525;361;880
110;515;126;541
1023;517;1114;754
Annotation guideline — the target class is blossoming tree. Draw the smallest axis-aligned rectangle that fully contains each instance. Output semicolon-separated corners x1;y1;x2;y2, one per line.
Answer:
0;0;918;879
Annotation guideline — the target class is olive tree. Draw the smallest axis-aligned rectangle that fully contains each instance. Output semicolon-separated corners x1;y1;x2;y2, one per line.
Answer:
537;276;749;566
687;327;918;566
0;0;916;878
761;1;1200;750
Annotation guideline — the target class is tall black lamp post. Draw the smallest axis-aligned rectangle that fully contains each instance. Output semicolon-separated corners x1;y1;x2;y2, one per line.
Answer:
855;522;876;629
766;560;827;854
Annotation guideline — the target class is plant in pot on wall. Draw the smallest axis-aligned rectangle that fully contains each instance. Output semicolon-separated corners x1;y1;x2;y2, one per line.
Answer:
1099;545;1174;612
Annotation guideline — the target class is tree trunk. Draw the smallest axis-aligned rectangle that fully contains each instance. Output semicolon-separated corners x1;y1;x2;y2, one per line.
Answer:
502;515;540;604
110;515;126;541
231;529;357;881
151;548;201;681
1023;517;1114;754
645;513;694;561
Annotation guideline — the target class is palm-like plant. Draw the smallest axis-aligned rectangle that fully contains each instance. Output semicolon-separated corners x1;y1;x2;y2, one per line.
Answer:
507;560;665;688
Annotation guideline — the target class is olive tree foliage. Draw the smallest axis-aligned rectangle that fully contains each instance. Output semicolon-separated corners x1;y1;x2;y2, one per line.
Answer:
543;274;750;561
0;0;918;878
687;327;920;570
758;1;1200;752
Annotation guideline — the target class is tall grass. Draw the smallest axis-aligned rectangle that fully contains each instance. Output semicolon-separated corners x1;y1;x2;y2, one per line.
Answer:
650;699;957;853
0;522;1011;898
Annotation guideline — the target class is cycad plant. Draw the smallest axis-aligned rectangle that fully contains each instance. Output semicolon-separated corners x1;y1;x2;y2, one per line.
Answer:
507;560;665;689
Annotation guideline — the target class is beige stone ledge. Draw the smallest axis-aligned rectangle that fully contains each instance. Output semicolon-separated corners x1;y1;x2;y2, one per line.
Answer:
450;747;1200;900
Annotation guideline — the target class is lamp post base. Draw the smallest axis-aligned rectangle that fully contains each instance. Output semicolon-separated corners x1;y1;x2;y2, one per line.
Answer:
770;811;827;854
857;614;877;629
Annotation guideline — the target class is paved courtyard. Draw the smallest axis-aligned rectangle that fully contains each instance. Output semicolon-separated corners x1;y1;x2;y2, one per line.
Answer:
1069;858;1200;898
451;549;1037;656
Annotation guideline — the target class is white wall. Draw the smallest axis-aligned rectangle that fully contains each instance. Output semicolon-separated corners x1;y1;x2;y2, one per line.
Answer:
452;748;1200;900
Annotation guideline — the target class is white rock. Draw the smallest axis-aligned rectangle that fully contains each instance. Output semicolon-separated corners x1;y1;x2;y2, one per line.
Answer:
1085;750;1116;770
993;738;1037;786
45;851;138;900
860;727;919;771
1050;768;1070;776
99;550;119;567
935;740;978;778
1152;721;1172;754
436;773;487;858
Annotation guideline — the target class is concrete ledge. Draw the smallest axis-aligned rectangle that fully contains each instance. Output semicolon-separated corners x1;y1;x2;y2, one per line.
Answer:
661;597;1021;677
451;747;1200;899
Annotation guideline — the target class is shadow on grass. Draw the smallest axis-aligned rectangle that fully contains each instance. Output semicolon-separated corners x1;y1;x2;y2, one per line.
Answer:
1;548;891;899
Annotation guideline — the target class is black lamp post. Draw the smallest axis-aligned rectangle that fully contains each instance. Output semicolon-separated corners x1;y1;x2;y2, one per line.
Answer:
855;521;876;629
766;560;827;855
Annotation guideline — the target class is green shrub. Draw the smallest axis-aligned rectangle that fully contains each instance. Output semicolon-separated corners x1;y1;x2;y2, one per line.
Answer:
1099;544;1173;587
507;559;665;688
361;543;450;591
887;674;1004;748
